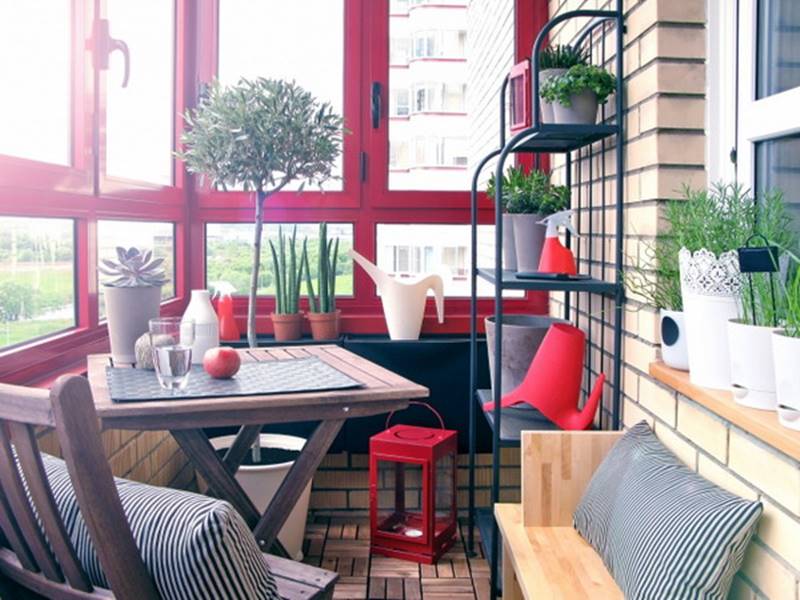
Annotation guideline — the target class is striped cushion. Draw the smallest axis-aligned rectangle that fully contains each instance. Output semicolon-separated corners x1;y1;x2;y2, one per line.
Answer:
40;454;279;600
573;421;762;600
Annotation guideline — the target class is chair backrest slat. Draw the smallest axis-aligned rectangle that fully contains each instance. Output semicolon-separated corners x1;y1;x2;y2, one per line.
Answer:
8;421;92;592
0;470;37;572
0;422;63;582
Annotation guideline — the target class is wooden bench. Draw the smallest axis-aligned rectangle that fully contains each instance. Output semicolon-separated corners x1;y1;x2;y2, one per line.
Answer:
0;375;337;599
496;430;623;599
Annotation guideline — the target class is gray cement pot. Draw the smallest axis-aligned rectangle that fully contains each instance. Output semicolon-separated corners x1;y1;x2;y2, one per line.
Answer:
485;315;564;396
104;285;162;364
552;90;599;125
512;213;547;273
502;213;517;271
538;68;566;124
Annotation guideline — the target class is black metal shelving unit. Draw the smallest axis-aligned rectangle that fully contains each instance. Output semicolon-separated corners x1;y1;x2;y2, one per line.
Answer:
466;6;626;598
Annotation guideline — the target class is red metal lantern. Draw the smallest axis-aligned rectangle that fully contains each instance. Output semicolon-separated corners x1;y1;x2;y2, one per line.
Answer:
369;404;457;564
509;59;532;133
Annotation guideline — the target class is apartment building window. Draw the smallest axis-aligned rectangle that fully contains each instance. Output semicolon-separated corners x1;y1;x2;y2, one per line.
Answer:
392;89;410;116
412;30;466;59
390;37;411;65
412;83;466;113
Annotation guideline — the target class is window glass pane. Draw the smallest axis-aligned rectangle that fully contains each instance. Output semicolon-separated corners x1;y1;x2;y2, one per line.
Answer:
206;223;354;296
757;0;800;98
376;224;521;297
389;4;469;191
0;217;75;349
218;0;344;191
105;0;175;184
98;221;175;319
755;134;800;224
0;1;70;165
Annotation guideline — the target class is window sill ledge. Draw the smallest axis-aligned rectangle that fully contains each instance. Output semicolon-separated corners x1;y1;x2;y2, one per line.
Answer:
649;361;800;462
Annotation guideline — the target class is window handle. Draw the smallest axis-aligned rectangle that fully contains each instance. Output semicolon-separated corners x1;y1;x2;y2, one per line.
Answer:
90;19;130;88
371;82;382;129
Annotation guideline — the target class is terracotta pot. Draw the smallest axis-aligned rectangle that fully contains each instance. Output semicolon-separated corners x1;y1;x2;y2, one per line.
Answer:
308;310;341;341
271;312;303;341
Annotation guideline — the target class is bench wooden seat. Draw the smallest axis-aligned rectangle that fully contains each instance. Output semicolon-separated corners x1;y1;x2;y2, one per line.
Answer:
0;375;337;599
497;430;623;600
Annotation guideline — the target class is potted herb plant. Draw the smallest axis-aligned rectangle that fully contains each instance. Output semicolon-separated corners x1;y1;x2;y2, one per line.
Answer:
539;64;616;125
178;78;343;348
268;226;307;341
774;254;800;429
727;190;796;410
303;222;341;340
538;44;588;123
99;247;168;364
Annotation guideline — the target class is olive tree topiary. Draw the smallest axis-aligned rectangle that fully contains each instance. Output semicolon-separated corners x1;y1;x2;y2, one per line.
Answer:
178;78;344;347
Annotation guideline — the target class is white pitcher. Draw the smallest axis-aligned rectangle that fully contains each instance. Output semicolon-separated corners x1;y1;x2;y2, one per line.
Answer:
183;289;219;364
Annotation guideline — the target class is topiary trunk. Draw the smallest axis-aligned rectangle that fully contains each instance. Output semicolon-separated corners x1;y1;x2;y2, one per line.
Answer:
247;189;267;349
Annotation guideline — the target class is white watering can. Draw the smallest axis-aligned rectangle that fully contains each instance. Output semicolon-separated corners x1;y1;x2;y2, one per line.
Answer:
349;249;445;340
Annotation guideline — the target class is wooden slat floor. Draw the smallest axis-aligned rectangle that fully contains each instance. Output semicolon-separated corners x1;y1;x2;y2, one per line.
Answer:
302;516;491;600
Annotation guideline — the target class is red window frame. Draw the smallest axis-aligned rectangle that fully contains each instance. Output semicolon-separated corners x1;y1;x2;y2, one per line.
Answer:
0;0;549;384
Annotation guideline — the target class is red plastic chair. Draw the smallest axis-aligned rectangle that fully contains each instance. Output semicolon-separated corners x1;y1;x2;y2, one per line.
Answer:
483;323;604;430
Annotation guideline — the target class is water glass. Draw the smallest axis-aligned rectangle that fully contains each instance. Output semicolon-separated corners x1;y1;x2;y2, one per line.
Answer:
149;317;195;391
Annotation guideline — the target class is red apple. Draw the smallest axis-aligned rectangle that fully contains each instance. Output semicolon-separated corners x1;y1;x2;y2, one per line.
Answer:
203;346;241;379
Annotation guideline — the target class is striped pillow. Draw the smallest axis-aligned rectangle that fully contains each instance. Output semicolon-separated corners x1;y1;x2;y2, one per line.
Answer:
40;454;279;600
573;421;762;600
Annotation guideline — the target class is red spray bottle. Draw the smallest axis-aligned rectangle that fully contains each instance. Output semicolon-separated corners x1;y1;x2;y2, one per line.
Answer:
213;282;240;342
537;209;578;276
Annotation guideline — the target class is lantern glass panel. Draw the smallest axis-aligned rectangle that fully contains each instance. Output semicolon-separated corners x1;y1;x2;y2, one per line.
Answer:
434;453;455;537
376;459;426;541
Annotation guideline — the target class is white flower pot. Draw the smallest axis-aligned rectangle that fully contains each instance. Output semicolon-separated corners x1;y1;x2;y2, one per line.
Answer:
512;213;547;273
103;285;162;364
502;214;517;271
679;248;741;389
659;309;689;371
183;289;219;364
772;331;800;430
208;434;311;561
727;319;779;410
552;90;599;125
538;68;566;124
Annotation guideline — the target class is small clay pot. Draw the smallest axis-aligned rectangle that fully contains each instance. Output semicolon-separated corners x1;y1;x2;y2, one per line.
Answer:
307;310;341;341
270;312;304;341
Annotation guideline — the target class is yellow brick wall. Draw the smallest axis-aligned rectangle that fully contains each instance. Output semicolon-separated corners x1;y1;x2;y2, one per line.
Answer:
549;0;800;597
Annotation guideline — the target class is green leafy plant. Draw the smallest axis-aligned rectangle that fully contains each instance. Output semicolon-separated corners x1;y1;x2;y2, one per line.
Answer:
177;78;344;346
486;167;569;215
303;222;339;314
624;235;683;311
783;251;800;338
539;44;588;70
268;226;307;315
540;64;616;107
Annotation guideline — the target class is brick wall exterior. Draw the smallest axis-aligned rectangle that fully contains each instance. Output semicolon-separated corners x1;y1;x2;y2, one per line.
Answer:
549;1;800;598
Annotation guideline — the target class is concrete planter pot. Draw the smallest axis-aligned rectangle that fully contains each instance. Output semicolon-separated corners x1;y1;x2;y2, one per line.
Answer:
512;213;546;273
485;314;563;396
552;90;599;125
538;68;566;124
502;213;517;271
727;319;779;410
772;331;800;430
659;309;688;371
208;434;311;561
103;285;162;364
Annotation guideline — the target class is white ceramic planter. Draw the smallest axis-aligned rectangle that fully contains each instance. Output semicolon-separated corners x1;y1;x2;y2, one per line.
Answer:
772;331;800;430
502;214;517;271
512;213;547;273
538;68;566;124
659;309;689;371
552;90;599;125
727;319;779;410
104;285;162;364
679;248;741;389
183;289;219;364
209;434;311;561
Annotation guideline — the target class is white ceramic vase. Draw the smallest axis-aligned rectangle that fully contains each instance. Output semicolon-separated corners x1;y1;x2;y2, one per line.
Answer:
659;309;689;371
679;248;742;389
727;319;779;410
104;285;162;364
349;249;444;340
183;289;219;364
772;331;800;430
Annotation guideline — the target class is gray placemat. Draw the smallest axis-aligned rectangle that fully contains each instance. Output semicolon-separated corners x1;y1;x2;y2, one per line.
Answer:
107;356;363;402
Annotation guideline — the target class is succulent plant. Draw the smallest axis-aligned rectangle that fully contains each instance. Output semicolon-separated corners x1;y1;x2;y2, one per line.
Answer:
99;247;169;288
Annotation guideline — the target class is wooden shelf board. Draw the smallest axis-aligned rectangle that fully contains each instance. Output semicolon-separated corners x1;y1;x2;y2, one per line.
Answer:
649;361;800;463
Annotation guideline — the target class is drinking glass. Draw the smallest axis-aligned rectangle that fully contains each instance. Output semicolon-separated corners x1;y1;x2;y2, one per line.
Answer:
149;317;195;391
